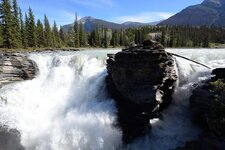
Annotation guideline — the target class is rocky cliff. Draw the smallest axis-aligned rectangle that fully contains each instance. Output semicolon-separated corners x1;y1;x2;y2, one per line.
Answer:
0;53;38;87
106;40;177;144
178;68;225;150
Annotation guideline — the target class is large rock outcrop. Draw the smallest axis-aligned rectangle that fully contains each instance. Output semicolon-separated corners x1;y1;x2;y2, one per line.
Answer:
179;68;225;150
0;53;38;87
106;40;177;144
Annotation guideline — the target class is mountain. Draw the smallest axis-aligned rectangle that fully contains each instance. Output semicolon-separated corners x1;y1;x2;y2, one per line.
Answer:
159;0;225;26
122;20;161;27
62;16;162;32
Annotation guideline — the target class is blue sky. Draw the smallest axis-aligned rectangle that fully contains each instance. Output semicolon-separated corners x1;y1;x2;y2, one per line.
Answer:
17;0;203;26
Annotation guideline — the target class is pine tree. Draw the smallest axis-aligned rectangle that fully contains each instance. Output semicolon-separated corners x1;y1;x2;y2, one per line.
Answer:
59;26;65;46
90;30;96;46
27;7;36;48
203;35;210;48
95;28;100;47
104;28;108;48
24;13;29;48
44;15;52;47
66;27;75;47
169;31;175;47
79;22;84;47
111;30;119;48
119;29;124;46
111;31;116;48
1;0;14;48
19;8;26;48
74;12;80;47
36;19;45;47
52;21;60;47
12;0;21;48
161;29;166;46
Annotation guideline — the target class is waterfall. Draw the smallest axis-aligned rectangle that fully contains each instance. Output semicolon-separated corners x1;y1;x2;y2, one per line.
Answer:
0;49;224;150
0;51;122;150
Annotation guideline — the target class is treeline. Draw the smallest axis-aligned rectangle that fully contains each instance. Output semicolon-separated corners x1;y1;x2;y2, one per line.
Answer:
76;25;225;48
0;0;85;49
1;0;225;49
159;25;225;48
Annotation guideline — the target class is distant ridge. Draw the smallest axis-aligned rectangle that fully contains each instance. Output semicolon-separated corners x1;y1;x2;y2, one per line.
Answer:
159;0;225;26
62;16;162;32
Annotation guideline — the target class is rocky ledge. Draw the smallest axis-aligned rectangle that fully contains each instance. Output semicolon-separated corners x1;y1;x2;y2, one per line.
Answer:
0;52;38;87
178;68;225;150
106;40;178;144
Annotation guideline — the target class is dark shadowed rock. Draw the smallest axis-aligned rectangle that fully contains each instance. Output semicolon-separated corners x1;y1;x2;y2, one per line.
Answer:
180;68;225;150
106;40;177;144
0;126;24;150
212;68;225;80
0;53;38;87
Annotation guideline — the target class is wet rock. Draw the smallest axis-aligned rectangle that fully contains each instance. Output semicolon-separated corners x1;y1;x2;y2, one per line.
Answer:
212;68;225;81
0;52;38;87
106;40;178;144
0;126;24;150
181;68;225;150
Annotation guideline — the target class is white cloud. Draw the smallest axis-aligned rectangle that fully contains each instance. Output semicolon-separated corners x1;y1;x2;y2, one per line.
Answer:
50;11;82;26
116;12;174;23
70;0;114;8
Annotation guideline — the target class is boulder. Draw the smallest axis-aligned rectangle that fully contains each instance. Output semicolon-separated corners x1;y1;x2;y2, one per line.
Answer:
106;40;177;144
0;53;38;87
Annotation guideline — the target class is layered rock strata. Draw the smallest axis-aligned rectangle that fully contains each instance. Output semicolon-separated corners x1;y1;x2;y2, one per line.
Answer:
0;53;38;87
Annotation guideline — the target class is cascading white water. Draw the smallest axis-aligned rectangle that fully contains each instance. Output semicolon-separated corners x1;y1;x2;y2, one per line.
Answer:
0;50;122;150
0;49;224;150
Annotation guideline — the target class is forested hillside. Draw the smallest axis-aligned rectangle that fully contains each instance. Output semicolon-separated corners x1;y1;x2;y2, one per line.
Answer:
1;0;225;49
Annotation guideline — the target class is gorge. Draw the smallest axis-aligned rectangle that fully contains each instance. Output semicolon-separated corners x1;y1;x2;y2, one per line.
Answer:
0;47;224;149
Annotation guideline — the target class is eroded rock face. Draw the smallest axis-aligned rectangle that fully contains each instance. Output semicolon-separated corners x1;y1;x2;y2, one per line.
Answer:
181;68;225;150
106;40;177;144
0;53;38;87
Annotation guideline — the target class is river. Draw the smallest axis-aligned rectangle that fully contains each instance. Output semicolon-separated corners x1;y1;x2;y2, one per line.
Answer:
0;49;224;150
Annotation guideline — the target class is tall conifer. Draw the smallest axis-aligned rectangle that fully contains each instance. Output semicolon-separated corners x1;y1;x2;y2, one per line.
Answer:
44;15;52;47
36;19;45;47
74;12;79;47
1;0;13;48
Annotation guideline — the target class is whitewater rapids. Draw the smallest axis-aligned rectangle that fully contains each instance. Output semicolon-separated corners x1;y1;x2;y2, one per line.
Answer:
0;49;224;150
